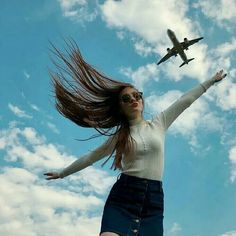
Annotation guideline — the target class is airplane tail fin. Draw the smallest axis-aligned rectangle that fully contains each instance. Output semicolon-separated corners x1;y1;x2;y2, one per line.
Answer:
179;58;194;67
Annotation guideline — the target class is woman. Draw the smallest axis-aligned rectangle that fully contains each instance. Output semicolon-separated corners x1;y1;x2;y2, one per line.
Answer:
44;41;227;236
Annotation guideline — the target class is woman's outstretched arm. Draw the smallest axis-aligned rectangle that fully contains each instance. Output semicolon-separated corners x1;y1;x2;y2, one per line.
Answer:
159;69;227;130
44;135;117;180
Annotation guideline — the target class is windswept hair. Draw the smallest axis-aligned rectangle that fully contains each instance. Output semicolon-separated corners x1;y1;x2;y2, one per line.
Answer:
49;40;143;171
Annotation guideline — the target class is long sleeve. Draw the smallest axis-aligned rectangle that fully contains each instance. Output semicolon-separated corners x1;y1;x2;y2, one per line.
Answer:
59;135;117;178
159;78;215;130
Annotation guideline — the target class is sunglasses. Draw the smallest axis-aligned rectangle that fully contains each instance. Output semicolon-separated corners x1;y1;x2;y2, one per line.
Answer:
120;91;143;104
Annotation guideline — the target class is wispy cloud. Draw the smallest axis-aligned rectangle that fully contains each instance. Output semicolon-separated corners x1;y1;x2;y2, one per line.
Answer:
23;70;30;79
193;0;236;30
47;122;60;134
8;103;32;119
116;31;126;40
214;37;236;56
58;0;98;24
209;78;236;111
229;146;236;182
134;40;154;57
169;222;182;235
220;230;236;236
120;63;160;90
29;103;40;111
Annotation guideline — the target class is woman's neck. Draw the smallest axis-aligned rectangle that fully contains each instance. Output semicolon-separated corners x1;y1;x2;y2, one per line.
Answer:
128;116;145;126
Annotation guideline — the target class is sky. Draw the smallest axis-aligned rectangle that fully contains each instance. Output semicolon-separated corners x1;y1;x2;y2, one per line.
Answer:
0;0;236;236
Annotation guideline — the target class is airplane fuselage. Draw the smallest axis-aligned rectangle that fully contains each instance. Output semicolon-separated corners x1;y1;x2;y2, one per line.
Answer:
167;29;187;63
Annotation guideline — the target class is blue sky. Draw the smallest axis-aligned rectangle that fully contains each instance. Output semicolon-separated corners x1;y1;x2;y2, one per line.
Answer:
0;0;236;235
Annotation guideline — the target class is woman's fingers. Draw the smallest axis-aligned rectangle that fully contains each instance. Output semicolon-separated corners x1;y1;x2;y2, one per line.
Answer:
214;69;227;82
44;172;60;180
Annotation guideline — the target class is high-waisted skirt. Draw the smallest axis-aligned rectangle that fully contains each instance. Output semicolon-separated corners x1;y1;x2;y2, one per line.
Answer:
100;173;164;236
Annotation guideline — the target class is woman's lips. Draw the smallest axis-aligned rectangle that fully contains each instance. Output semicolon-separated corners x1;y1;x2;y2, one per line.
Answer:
131;103;138;107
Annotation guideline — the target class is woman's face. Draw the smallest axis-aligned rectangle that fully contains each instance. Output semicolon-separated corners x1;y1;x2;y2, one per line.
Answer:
119;87;144;120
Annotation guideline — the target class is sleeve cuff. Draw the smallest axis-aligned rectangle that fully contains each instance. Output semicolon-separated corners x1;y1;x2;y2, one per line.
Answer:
201;78;215;91
58;171;65;179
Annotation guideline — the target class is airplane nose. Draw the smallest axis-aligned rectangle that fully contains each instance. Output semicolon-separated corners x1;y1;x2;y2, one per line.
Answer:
167;29;172;36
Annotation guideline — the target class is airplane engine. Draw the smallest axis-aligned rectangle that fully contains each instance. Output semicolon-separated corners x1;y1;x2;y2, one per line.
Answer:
184;38;189;50
167;48;171;53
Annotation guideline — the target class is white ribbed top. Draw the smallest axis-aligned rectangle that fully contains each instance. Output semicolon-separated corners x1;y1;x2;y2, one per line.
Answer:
59;78;215;180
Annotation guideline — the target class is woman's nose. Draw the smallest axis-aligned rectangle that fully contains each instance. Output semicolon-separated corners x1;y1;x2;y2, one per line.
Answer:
130;97;136;103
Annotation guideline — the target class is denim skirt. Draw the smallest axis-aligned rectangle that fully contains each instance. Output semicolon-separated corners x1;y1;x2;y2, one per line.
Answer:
100;173;164;236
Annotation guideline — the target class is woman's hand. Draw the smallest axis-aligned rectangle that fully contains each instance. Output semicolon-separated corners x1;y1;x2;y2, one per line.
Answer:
213;69;227;83
44;172;60;180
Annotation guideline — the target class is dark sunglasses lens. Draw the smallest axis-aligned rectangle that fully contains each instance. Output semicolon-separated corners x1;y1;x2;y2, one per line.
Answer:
121;92;143;103
134;92;142;100
122;94;131;103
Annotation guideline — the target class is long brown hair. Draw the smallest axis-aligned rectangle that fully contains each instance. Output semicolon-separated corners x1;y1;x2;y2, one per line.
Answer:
49;40;144;171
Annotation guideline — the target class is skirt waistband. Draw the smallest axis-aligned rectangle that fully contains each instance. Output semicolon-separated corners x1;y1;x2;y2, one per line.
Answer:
117;173;162;187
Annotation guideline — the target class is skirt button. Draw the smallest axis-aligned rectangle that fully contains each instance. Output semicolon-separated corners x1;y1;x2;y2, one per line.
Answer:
132;229;138;233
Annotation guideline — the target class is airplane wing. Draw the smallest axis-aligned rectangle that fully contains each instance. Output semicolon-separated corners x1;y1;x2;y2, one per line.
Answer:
157;47;177;65
180;37;203;50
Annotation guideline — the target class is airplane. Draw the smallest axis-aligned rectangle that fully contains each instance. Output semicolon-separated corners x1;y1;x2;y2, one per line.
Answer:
157;29;203;67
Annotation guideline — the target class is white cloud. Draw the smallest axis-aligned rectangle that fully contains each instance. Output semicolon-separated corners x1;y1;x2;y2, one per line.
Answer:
193;0;236;30
207;77;236;111
220;230;236;236
134;40;154;57
23;70;30;79
215;37;236;56
169;222;182;234
0;168;102;236
58;0;98;23
146;90;183;114
100;0;195;44
29;103;40;111
1;167;37;184
0;122;117;236
47;122;60;134
120;63;160;90
22;127;46;145
116;31;126;40
229;146;236;182
8;103;32;119
2;126;73;170
0;137;6;149
21;91;26;99
229;147;236;164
